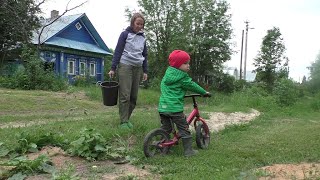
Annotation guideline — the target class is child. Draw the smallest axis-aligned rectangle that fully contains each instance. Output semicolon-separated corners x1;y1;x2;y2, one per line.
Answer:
158;50;210;157
108;12;148;129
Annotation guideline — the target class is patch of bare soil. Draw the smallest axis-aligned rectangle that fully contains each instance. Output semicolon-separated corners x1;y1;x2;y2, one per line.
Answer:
206;108;261;132
257;163;320;180
24;146;159;180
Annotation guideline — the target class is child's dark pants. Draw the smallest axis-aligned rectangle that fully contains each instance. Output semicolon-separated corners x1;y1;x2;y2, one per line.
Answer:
159;112;192;139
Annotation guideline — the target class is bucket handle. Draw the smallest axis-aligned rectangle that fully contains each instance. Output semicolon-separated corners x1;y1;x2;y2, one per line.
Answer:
97;77;115;87
108;76;115;84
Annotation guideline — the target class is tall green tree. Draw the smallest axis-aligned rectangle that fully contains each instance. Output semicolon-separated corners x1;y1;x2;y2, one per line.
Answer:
308;52;320;93
0;0;42;67
187;0;233;83
253;27;289;92
127;0;233;83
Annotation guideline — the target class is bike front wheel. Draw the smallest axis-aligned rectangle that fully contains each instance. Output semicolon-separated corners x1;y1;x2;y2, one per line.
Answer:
196;122;210;149
143;128;170;157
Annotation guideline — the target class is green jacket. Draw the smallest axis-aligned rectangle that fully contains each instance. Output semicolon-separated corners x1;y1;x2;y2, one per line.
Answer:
158;66;206;113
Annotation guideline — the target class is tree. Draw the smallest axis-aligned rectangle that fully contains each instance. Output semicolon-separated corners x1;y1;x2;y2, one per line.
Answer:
253;27;289;92
187;0;233;84
0;0;42;67
308;52;320;93
0;0;87;60
127;0;233;84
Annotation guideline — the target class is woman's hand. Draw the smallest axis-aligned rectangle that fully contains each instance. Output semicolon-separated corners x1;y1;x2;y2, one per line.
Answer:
143;73;148;81
108;70;115;78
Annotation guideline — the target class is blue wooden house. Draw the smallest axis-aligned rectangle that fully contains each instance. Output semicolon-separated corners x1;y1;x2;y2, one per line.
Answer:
32;10;112;83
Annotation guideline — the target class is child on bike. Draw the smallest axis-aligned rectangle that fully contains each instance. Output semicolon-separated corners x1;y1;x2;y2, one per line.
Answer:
158;50;210;157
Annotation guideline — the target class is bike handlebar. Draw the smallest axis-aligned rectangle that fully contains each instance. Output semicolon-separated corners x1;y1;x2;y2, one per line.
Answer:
184;93;212;98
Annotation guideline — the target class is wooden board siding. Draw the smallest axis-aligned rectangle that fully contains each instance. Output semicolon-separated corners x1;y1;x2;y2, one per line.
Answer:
56;20;96;45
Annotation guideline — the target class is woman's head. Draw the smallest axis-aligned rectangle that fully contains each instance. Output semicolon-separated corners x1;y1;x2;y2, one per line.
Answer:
130;12;145;33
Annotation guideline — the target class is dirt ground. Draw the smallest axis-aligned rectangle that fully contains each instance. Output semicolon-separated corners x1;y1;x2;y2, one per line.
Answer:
24;146;159;180
2;109;320;179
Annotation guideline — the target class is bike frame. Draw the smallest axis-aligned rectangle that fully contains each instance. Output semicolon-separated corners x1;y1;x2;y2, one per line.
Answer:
187;96;210;135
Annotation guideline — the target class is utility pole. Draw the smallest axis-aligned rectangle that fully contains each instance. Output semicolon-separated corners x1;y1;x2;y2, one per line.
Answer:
243;21;249;81
239;30;244;80
243;20;254;81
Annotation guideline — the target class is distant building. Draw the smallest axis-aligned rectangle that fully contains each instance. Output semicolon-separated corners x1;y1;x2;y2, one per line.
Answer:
224;67;256;82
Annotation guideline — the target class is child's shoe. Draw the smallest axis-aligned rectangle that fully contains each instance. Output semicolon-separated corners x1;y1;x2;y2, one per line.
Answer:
182;138;198;157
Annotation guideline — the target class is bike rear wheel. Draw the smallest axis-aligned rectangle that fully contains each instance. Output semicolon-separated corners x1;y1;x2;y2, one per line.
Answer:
196;122;210;149
143;128;170;157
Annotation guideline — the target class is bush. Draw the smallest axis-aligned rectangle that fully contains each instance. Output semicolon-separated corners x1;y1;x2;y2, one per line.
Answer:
148;77;162;90
213;73;236;93
0;46;68;91
273;78;299;106
310;92;320;111
73;75;95;87
234;79;250;91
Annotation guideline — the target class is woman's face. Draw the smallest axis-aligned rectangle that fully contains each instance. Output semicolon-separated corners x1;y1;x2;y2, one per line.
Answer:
132;17;144;33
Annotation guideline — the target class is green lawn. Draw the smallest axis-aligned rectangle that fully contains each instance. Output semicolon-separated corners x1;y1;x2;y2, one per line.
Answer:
0;87;320;179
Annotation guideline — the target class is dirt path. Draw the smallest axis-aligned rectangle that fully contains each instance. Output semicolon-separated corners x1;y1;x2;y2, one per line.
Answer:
206;108;261;132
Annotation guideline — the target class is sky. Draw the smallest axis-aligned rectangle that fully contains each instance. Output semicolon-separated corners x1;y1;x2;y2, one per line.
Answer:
41;0;320;82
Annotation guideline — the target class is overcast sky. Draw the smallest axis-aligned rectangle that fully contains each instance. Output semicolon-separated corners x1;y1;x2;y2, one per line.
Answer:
42;0;320;82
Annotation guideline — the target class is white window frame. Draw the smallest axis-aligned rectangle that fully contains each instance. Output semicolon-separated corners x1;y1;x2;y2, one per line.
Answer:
79;61;86;75
67;59;75;75
89;62;96;76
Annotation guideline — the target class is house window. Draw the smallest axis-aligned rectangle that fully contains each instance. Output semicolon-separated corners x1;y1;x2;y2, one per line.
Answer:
89;62;96;76
79;62;86;75
75;22;82;30
67;59;75;75
45;52;51;58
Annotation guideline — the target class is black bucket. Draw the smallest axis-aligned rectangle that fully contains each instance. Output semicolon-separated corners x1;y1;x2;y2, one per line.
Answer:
100;81;119;106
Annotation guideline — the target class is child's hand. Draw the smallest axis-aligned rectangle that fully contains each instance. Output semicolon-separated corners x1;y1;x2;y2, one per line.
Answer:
203;92;211;97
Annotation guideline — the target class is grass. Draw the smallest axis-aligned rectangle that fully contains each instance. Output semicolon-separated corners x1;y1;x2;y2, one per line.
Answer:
0;86;320;179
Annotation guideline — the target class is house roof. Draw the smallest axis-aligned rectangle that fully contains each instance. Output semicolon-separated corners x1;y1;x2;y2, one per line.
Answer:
32;13;112;56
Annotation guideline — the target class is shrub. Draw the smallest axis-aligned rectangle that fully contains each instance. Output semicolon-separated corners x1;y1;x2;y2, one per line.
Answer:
0;46;68;91
310;92;320;111
73;75;95;87
273;78;299;106
148;77;162;90
213;73;236;93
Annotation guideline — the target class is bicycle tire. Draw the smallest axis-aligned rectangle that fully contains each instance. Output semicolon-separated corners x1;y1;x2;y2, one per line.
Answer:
143;128;170;157
195;122;210;149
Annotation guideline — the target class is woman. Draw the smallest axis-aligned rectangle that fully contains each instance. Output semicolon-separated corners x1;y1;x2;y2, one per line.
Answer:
108;12;148;129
